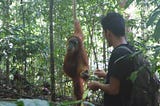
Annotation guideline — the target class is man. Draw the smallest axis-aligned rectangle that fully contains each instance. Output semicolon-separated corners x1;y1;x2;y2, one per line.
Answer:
88;12;135;106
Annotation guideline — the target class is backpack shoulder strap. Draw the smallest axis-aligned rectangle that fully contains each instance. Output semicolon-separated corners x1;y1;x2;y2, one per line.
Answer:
117;45;133;53
114;45;134;64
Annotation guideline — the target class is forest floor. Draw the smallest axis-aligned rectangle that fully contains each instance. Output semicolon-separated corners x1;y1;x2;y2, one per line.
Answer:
0;71;103;106
0;71;46;99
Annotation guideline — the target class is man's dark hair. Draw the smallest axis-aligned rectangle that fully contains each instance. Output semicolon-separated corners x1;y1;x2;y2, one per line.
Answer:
101;12;125;37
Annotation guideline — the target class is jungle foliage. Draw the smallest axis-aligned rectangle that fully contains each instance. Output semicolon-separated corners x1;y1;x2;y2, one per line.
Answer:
0;0;159;105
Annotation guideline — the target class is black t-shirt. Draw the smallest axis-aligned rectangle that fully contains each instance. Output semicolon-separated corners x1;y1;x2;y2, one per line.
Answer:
104;44;135;106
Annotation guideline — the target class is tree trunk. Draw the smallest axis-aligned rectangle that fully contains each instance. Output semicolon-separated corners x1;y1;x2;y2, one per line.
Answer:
103;39;107;71
101;3;107;71
20;0;27;79
49;0;56;101
90;21;99;69
6;58;10;85
5;0;10;85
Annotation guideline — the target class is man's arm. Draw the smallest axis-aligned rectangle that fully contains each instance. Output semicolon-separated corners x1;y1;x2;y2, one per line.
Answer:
99;77;120;95
88;76;120;95
94;69;107;78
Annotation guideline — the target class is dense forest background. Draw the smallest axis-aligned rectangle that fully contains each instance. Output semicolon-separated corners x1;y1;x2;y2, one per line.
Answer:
0;0;159;105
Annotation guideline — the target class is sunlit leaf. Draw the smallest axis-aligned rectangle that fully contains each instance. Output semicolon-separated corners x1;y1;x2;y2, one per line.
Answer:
147;9;160;26
136;0;141;5
129;70;138;83
83;101;95;106
58;100;82;106
0;102;17;106
124;0;134;9
16;101;24;106
17;99;50;106
152;19;160;41
155;46;160;52
83;89;89;99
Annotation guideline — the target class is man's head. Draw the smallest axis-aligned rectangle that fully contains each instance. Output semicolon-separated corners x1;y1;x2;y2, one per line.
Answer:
101;12;125;47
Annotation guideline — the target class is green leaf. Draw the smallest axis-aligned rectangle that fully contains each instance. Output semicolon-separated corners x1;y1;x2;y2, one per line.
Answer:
136;0;141;5
83;101;95;106
147;9;160;26
152;19;160;41
0;0;5;4
155;46;160;52
129;71;138;83
17;99;50;106
0;102;17;106
83;89;89;99
58;100;82;106
124;0;134;9
16;101;24;106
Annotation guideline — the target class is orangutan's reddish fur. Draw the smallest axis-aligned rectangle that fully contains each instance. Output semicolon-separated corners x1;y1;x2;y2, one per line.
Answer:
63;20;89;101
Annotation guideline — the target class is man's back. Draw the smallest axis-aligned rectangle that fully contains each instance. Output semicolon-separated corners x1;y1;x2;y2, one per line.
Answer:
104;44;135;106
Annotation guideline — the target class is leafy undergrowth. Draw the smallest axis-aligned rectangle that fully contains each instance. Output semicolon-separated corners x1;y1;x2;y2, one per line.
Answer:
0;73;97;106
0;99;95;106
0;99;50;106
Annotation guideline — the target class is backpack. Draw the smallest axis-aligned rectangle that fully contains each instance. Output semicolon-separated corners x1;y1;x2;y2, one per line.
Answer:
117;46;160;106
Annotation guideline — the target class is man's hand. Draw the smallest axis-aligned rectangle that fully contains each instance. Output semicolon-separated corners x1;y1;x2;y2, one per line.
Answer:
88;77;120;95
94;69;107;78
88;81;100;91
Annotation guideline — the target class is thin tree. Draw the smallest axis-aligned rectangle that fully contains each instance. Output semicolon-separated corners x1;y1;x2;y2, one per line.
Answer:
5;0;10;85
101;2;107;71
49;0;56;101
20;0;27;79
